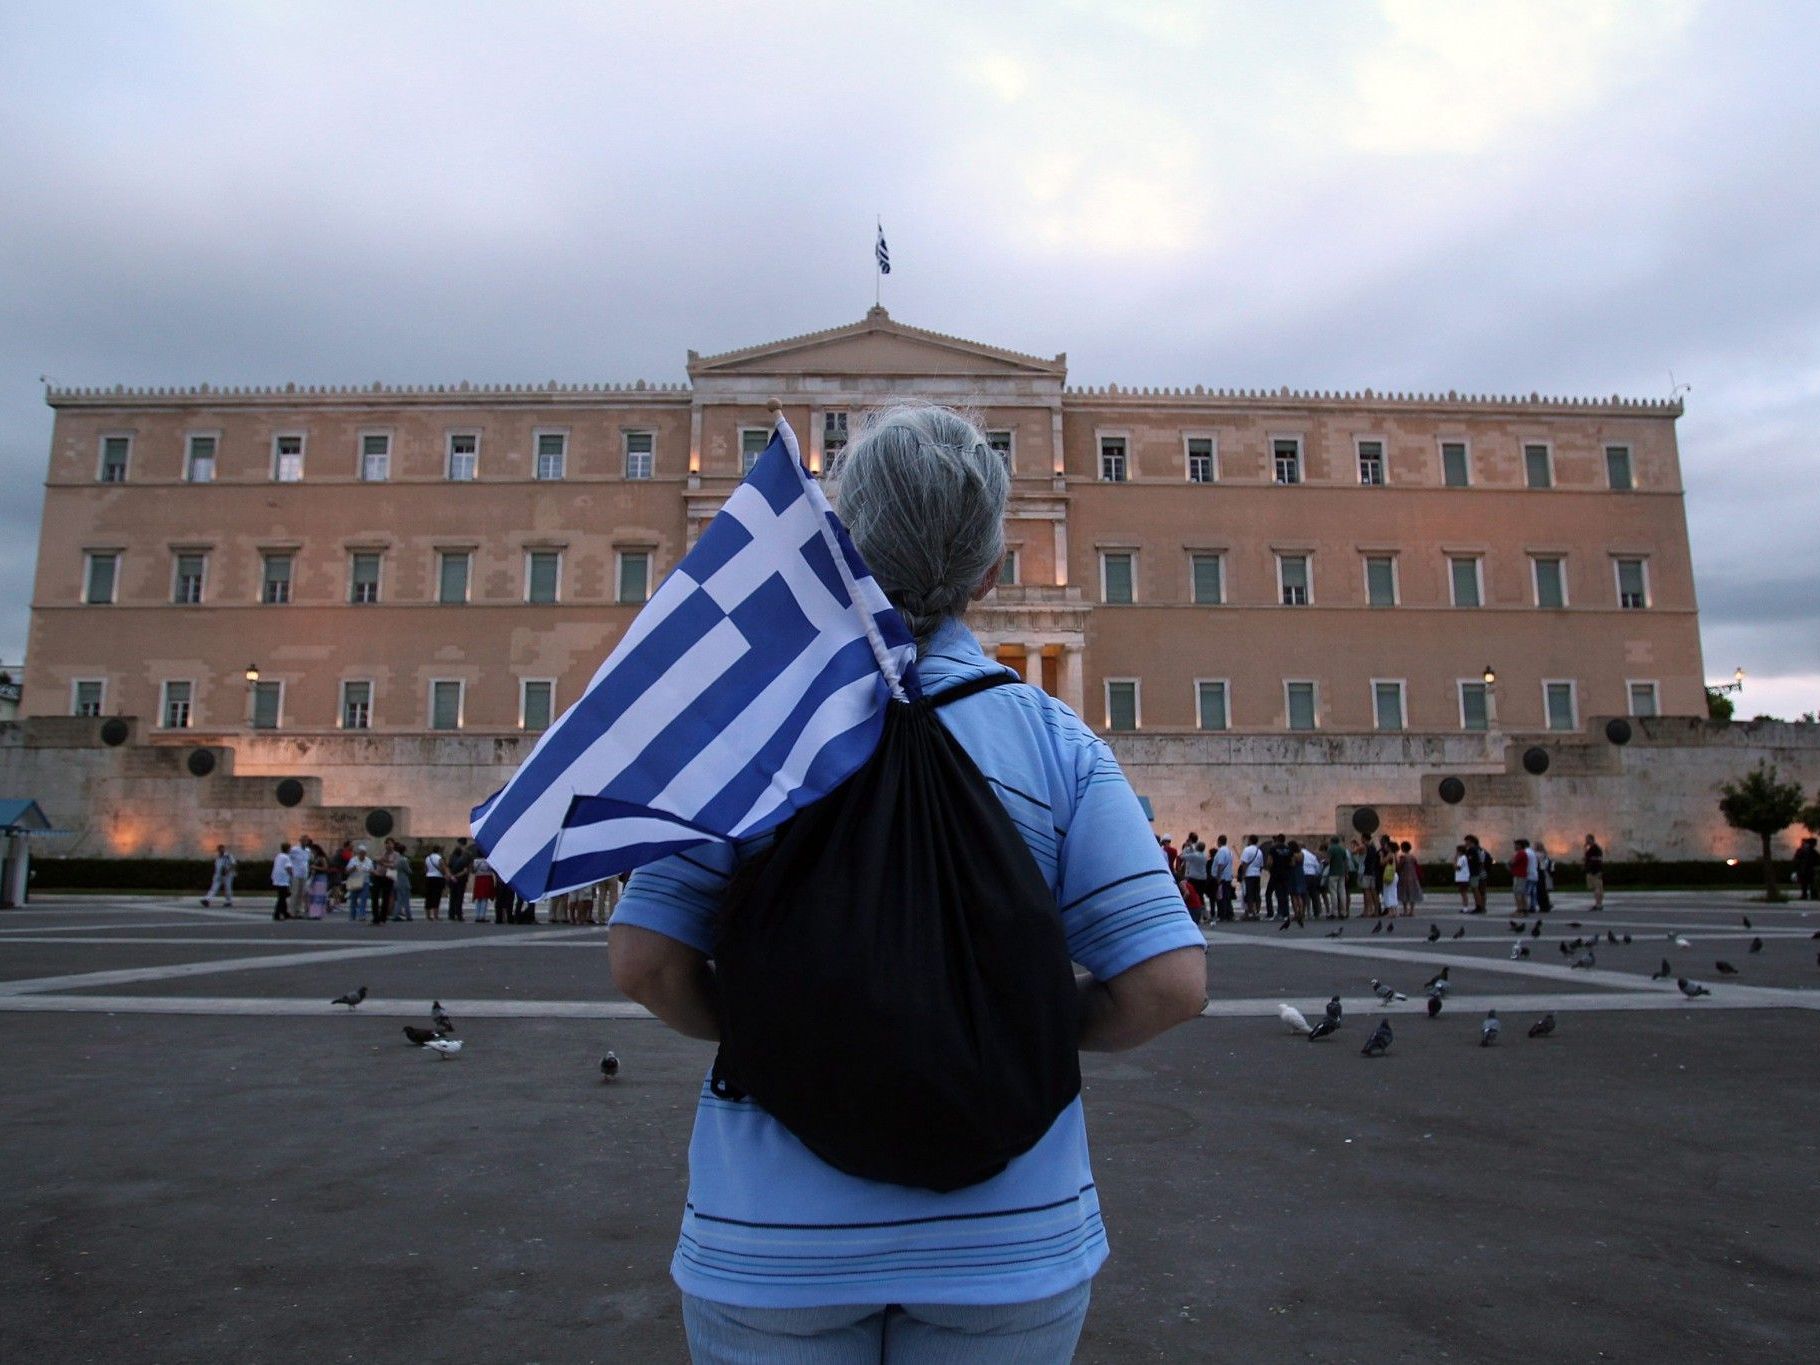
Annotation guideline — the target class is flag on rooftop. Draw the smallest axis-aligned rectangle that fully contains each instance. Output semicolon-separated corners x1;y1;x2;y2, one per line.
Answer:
471;413;918;901
876;223;890;275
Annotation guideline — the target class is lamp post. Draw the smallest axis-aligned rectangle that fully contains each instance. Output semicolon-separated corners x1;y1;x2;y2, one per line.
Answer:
245;663;260;730
1482;664;1498;731
1709;666;1745;696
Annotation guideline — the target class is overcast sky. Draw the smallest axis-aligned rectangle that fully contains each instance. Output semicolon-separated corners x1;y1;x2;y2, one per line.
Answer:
1;0;1814;715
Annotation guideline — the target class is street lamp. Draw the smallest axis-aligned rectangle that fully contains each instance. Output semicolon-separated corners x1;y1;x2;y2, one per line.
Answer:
1710;666;1745;696
244;663;260;729
1482;664;1499;730
245;663;260;685
1482;665;1496;687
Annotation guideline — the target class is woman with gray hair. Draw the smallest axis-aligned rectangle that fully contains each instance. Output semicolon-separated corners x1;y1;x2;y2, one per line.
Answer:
611;403;1206;1363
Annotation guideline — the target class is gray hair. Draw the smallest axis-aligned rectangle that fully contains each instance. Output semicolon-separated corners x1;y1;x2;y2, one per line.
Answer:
830;403;1009;650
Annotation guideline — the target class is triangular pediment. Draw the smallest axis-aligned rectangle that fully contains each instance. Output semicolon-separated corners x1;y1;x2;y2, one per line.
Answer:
688;308;1066;379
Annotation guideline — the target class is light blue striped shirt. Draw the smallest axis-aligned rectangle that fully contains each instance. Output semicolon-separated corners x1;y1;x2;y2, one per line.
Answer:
610;618;1203;1308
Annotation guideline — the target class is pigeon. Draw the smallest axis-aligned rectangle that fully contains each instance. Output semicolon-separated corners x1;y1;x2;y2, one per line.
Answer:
1452;926;1466;939
1674;936;1692;948
1325;996;1343;1025
1622;933;1632;945
1528;1013;1556;1038
1278;917;1293;932
1481;1011;1500;1046
1651;958;1672;979
1325;926;1344;938
1428;924;1440;942
1386;921;1396;934
424;1037;462;1059
431;1000;455;1034
1422;967;1450;991
1606;930;1619;945
1742;915;1752;929
1426;994;1443;1018
403;1025;437;1046
1531;922;1542;938
1360;1020;1393;1057
1370;978;1407;1003
1715;961;1738;975
1568;921;1582;929
1278;1003;1313;1035
600;1052;620;1081
1570;950;1596;970
1372;921;1384;934
1559;941;1574;956
1811;930;1820;940
1307;1016;1339;1041
1510;943;1530;960
1509;920;1524;933
1677;978;1711;998
332;986;368;1009
1749;937;1763;954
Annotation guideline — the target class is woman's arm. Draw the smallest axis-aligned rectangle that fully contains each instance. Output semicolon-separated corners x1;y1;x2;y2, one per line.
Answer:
1076;945;1207;1052
609;924;721;1041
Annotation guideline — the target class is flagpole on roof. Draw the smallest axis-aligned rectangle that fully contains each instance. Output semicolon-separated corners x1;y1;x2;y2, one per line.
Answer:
875;216;882;309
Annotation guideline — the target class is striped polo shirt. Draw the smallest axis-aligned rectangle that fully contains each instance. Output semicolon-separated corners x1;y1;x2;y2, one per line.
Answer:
609;617;1204;1308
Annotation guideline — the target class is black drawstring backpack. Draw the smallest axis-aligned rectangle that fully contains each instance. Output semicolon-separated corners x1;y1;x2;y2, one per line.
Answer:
710;672;1083;1192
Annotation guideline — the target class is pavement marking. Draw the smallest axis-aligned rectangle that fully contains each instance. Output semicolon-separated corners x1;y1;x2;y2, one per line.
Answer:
0;921;234;935
0;936;411;946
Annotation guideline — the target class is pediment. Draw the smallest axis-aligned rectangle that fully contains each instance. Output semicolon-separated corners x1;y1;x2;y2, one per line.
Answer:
688;309;1066;379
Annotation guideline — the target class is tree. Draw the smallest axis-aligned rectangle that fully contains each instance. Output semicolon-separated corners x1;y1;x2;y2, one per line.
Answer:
1718;762;1805;901
1705;687;1735;721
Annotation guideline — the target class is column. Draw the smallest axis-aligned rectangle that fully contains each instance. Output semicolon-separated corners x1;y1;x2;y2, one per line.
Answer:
1060;645;1085;716
1019;646;1042;688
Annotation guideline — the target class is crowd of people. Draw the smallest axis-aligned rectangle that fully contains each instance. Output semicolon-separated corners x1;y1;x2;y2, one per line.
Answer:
245;834;621;926
1160;830;1610;925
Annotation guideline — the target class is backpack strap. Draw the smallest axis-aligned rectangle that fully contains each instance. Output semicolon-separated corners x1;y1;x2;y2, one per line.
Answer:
925;671;1021;710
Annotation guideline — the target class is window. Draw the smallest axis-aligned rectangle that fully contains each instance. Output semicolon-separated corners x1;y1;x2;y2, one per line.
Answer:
1544;681;1578;731
84;552;118;605
1628;681;1660;718
534;432;566;481
350;552;382;605
1099;437;1128;483
1101;551;1135;604
1278;554;1309;606
360;433;390;482
1533;556;1566;609
1273;438;1302;485
71;679;105;717
161;681;192;729
1196;679;1229;731
1524;443;1552;489
1616;558;1649;610
617;550;651;604
1357;439;1385;486
273;434;305;482
185;435;217;483
1441;441;1470;488
99;436;130;483
823;411;848;462
521;679;555;731
261;553;292;605
527;550;561;604
1606;445;1633;490
625;431;654;480
1285;681;1317;731
1190;553;1223;605
1000;549;1019;587
1365;556;1397;607
1449;556;1483;608
447;432;478;481
1106;679;1139;732
251;680;282;730
341;680;372;730
987;430;1014;467
438;551;471;605
173;553;206;605
1373;680;1407;731
430;680;463;731
1186;437;1215;484
1459;681;1490;732
740;428;769;475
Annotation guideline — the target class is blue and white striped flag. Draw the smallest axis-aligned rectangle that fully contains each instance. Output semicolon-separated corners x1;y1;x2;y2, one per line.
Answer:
471;416;919;901
876;224;890;275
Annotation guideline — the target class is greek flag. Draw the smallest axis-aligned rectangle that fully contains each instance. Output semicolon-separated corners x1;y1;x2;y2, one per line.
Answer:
471;417;918;901
876;225;890;275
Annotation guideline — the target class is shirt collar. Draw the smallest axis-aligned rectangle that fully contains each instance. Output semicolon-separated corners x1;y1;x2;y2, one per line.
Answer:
913;616;1019;690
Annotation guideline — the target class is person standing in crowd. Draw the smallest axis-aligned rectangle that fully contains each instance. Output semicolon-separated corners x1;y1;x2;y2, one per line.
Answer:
1265;834;1294;921
202;844;237;908
422;845;447;921
369;840;394;925
391;842;415;922
1239;835;1264;920
1361;836;1383;917
446;837;473;922
288;837;312;908
1211;835;1236;922
1454;843;1472;910
1179;835;1210;927
1327;832;1352;919
346;843;373;922
1794;836;1818;901
1379;836;1401;916
471;852;496;923
270;841;292;921
495;875;519;926
1396;840;1422;917
1583;833;1607;910
305;842;330;920
1510;838;1532;914
1300;840;1326;918
1465;834;1489;913
1533;841;1554;913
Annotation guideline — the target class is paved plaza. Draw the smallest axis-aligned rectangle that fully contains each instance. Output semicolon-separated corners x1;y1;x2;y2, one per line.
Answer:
3;891;1817;1363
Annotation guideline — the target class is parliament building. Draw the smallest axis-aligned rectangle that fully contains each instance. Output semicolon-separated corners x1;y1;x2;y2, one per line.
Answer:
13;308;1726;858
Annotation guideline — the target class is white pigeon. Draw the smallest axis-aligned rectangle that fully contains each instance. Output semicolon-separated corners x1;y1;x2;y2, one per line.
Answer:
1277;1003;1313;1035
424;1037;463;1060
1674;936;1692;948
1509;942;1530;960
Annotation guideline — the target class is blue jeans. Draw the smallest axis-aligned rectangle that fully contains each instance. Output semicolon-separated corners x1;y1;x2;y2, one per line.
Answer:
681;1281;1090;1363
348;886;369;920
